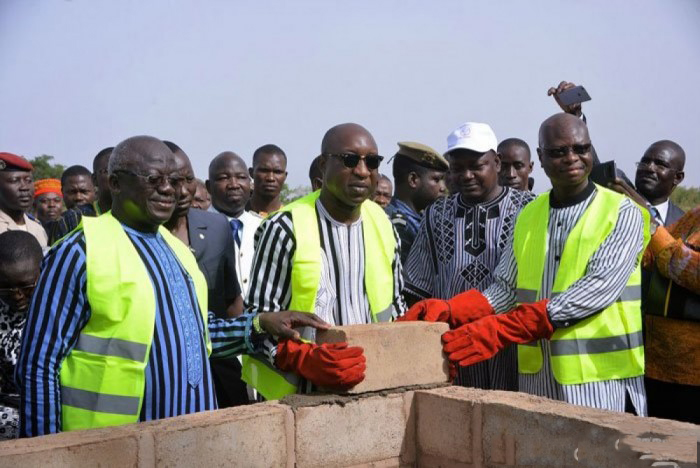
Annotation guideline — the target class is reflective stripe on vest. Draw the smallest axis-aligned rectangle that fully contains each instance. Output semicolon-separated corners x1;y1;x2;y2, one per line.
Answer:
513;185;649;385
242;191;396;400
59;212;210;431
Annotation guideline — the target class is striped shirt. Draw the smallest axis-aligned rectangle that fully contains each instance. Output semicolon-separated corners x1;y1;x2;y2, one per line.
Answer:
404;187;535;390
17;225;274;437
247;198;406;336
483;184;648;415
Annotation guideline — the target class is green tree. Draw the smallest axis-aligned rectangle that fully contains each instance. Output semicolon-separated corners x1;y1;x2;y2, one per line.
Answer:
670;185;700;212
280;184;312;204
29;154;65;180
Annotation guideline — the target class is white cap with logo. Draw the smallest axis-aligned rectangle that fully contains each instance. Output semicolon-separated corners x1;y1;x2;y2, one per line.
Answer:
445;122;498;155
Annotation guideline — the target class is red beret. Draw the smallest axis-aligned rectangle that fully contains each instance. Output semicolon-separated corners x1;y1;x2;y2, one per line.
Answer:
0;152;33;171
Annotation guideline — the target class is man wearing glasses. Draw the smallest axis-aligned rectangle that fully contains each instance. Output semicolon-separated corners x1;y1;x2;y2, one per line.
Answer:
17;135;352;437
432;113;649;415
243;123;406;399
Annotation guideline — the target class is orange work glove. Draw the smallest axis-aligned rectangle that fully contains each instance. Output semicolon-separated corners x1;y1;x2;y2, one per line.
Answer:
397;289;494;328
275;340;366;390
442;300;554;367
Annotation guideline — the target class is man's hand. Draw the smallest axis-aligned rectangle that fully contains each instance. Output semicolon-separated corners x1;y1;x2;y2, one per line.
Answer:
548;81;582;116
258;311;330;341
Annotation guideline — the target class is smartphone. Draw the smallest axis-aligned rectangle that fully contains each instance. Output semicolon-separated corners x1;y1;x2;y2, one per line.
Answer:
558;86;591;107
589;160;617;187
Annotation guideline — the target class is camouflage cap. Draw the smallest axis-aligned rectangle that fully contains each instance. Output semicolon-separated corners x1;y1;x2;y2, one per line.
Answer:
395;142;449;171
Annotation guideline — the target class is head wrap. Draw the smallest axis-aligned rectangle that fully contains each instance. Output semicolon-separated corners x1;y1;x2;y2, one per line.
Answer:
34;178;62;198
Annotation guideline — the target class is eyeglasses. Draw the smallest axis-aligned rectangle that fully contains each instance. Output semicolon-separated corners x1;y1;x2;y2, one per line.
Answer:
540;143;592;158
325;153;384;170
114;170;186;189
0;281;38;298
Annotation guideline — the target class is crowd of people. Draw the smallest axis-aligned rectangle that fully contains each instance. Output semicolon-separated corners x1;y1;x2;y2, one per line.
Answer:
0;81;698;440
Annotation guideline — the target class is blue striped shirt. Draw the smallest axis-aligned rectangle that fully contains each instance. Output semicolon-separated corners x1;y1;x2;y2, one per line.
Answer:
16;225;273;437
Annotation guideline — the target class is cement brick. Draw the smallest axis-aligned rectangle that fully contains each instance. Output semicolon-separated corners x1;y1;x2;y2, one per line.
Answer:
293;393;413;468
0;428;140;468
147;403;293;467
415;388;476;464
416;386;700;468
316;322;449;393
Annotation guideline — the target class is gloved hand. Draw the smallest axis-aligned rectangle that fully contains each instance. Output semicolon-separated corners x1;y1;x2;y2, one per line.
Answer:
442;300;553;367
397;289;494;328
275;340;366;389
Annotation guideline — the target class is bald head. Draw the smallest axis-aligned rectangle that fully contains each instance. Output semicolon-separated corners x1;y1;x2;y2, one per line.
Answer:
646;140;685;170
538;113;590;148
321;123;377;155
109;135;172;174
208;151;246;180
206;150;251;217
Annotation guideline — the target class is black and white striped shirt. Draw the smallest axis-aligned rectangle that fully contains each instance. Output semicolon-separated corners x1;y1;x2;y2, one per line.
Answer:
246;199;406;336
484;185;648;415
404;187;535;390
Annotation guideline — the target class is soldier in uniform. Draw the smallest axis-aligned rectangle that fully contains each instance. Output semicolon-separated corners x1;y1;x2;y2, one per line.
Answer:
384;142;448;265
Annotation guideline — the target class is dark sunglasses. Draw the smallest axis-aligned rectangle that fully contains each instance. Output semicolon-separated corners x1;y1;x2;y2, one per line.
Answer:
540;143;592;158
326;153;384;170
114;170;186;189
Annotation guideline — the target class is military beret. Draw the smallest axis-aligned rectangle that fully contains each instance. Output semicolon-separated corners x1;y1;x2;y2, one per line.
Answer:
395;142;449;171
0;152;33;171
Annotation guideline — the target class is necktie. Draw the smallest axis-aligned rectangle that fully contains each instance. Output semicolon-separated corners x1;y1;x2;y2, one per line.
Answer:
230;218;243;248
650;207;663;225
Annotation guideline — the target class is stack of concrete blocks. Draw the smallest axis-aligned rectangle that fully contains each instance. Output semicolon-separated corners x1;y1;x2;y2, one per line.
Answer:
2;322;699;467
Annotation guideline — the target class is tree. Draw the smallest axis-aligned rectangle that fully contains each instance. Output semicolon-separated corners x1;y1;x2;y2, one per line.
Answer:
670;186;700;212
280;184;312;204
29;155;65;180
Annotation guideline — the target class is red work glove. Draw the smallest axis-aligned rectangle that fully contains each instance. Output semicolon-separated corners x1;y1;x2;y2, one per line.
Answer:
275;340;366;390
397;289;494;328
442;300;554;367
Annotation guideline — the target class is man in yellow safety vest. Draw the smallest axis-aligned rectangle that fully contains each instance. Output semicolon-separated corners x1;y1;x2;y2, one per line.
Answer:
407;113;650;414
243;123;407;399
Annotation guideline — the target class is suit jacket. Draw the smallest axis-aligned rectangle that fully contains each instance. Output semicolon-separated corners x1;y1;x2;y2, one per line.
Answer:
187;208;240;318
665;201;684;226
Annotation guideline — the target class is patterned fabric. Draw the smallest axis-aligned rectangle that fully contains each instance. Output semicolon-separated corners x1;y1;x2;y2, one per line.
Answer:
483;185;648;414
17;226;275;437
404;187;535;390
385;198;422;265
43;204;97;246
247;198;406;333
0;300;24;439
644;205;700;294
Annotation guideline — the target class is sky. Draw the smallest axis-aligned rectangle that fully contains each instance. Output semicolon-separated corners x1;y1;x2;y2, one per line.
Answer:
1;0;699;191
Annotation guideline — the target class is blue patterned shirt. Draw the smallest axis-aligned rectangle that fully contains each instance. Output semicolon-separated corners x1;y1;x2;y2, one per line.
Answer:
16;225;274;437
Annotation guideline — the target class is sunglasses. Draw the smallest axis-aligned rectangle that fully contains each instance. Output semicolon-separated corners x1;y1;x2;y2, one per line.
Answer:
540;143;592;158
114;170;186;189
326;153;384;170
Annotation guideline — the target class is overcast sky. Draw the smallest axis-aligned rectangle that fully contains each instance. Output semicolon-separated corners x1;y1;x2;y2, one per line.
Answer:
1;0;699;190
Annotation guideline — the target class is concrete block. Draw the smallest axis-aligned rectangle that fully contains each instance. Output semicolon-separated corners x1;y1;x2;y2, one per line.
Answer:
147;403;293;467
415;387;477;465
316;322;449;393
293;393;413;468
415;386;700;468
0;428;140;468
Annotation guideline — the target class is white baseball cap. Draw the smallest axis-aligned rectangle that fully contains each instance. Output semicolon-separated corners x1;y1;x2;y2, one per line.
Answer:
445;122;498;155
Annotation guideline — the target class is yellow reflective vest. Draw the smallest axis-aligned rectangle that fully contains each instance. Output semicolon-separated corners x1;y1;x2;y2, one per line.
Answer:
513;185;649;385
59;212;210;431
241;191;395;400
